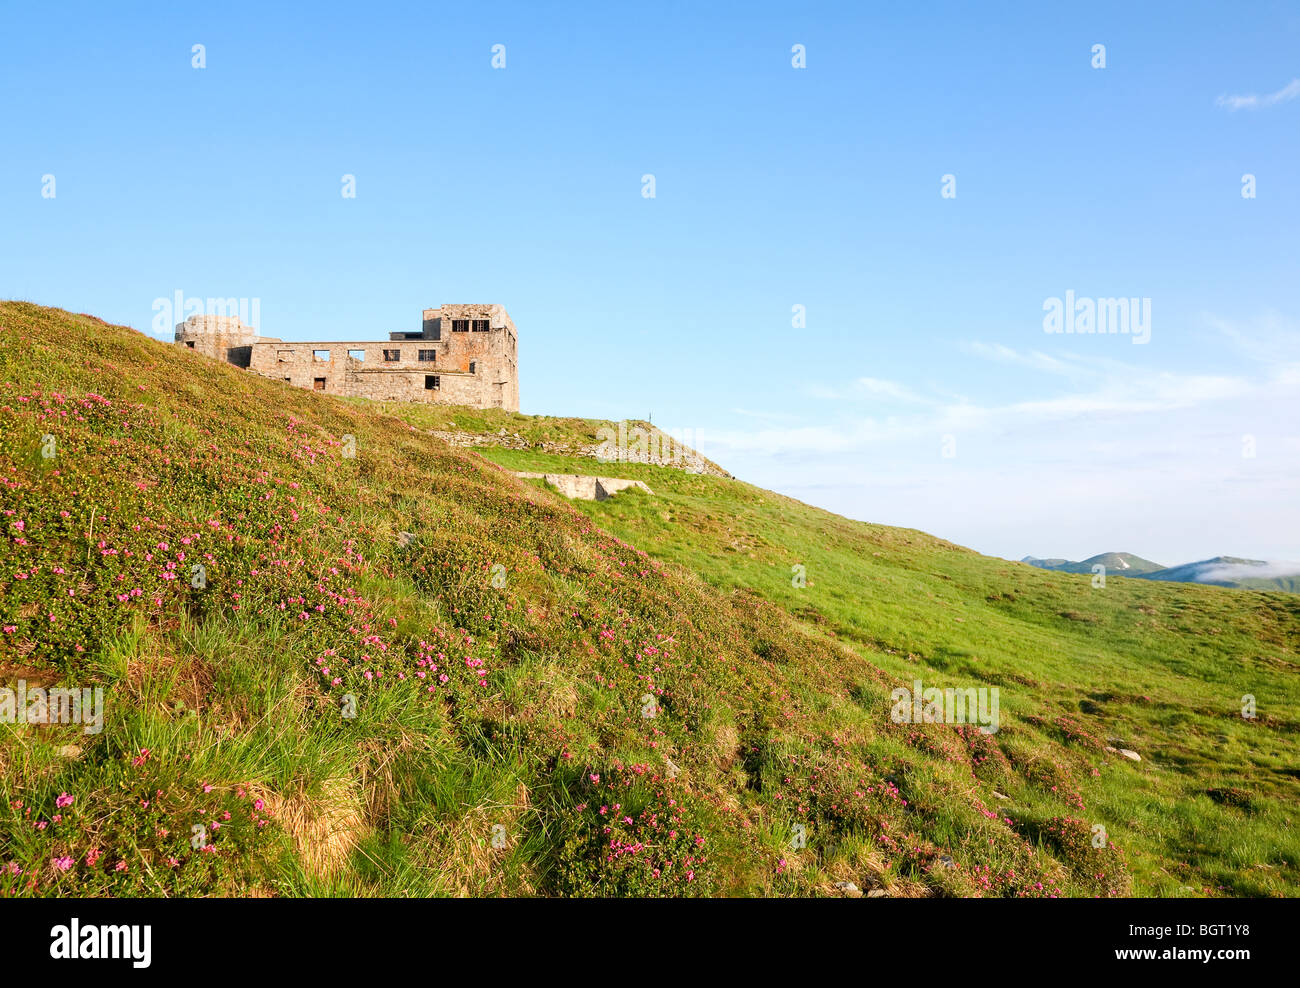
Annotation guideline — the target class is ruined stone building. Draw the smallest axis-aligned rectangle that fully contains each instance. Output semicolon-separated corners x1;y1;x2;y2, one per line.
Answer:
174;304;519;411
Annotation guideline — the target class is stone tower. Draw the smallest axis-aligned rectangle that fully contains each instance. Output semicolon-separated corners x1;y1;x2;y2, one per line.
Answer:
174;315;258;368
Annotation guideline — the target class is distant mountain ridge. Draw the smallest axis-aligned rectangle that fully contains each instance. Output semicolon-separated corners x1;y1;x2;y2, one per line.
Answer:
1020;552;1165;575
1135;556;1300;593
1022;552;1300;592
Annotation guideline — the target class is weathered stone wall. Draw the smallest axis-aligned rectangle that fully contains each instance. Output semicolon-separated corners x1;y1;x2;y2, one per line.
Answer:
431;428;731;478
247;340;492;404
174;315;258;362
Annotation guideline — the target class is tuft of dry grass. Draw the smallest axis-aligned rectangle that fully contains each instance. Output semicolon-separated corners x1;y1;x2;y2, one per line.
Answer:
256;776;366;879
706;722;740;768
430;781;534;897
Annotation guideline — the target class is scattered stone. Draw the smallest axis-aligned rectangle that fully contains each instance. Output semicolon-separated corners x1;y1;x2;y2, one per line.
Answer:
939;855;956;869
866;889;888;898
397;531;416;548
992;791;1010;801
664;757;680;780
1104;745;1141;761
833;881;862;898
57;745;83;760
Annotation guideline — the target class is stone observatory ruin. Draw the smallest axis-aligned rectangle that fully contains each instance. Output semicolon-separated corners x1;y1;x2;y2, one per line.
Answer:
175;303;519;411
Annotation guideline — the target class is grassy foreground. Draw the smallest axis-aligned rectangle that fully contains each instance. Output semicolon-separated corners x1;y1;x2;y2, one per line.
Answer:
1;302;1297;897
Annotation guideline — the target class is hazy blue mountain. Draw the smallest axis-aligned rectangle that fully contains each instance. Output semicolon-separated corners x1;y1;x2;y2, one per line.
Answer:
1023;553;1300;592
1021;552;1165;575
1134;557;1300;593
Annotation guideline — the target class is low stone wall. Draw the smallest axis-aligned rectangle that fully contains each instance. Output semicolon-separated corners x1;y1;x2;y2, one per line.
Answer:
429;429;730;478
514;472;654;501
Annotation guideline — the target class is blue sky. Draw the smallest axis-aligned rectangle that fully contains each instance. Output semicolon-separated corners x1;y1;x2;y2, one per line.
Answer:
3;1;1298;564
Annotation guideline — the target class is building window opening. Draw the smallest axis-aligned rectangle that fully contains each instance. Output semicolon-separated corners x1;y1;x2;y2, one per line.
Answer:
451;319;469;332
418;349;436;362
313;378;326;391
425;375;439;390
383;349;400;362
471;319;490;332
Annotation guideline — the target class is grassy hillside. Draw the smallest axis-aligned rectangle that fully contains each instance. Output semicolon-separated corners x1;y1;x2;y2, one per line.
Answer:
2;303;1298;898
436;450;1300;896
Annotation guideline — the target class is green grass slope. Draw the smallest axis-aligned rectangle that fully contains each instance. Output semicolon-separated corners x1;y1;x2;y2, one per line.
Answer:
2;302;1298;898
450;445;1300;897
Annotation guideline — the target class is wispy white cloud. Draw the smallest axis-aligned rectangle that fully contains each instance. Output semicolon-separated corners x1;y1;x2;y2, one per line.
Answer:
1204;311;1300;365
807;377;934;404
1216;77;1300;110
730;407;803;422
851;377;935;404
996;371;1252;422
959;341;1073;376
1195;560;1300;582
746;347;1256;458
693;325;1300;562
701;418;911;457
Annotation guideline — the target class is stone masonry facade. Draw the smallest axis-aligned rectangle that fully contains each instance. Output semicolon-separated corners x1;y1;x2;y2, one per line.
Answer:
174;304;519;411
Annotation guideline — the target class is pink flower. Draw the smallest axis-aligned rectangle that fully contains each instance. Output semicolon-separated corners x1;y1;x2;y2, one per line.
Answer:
55;792;73;808
53;856;74;872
